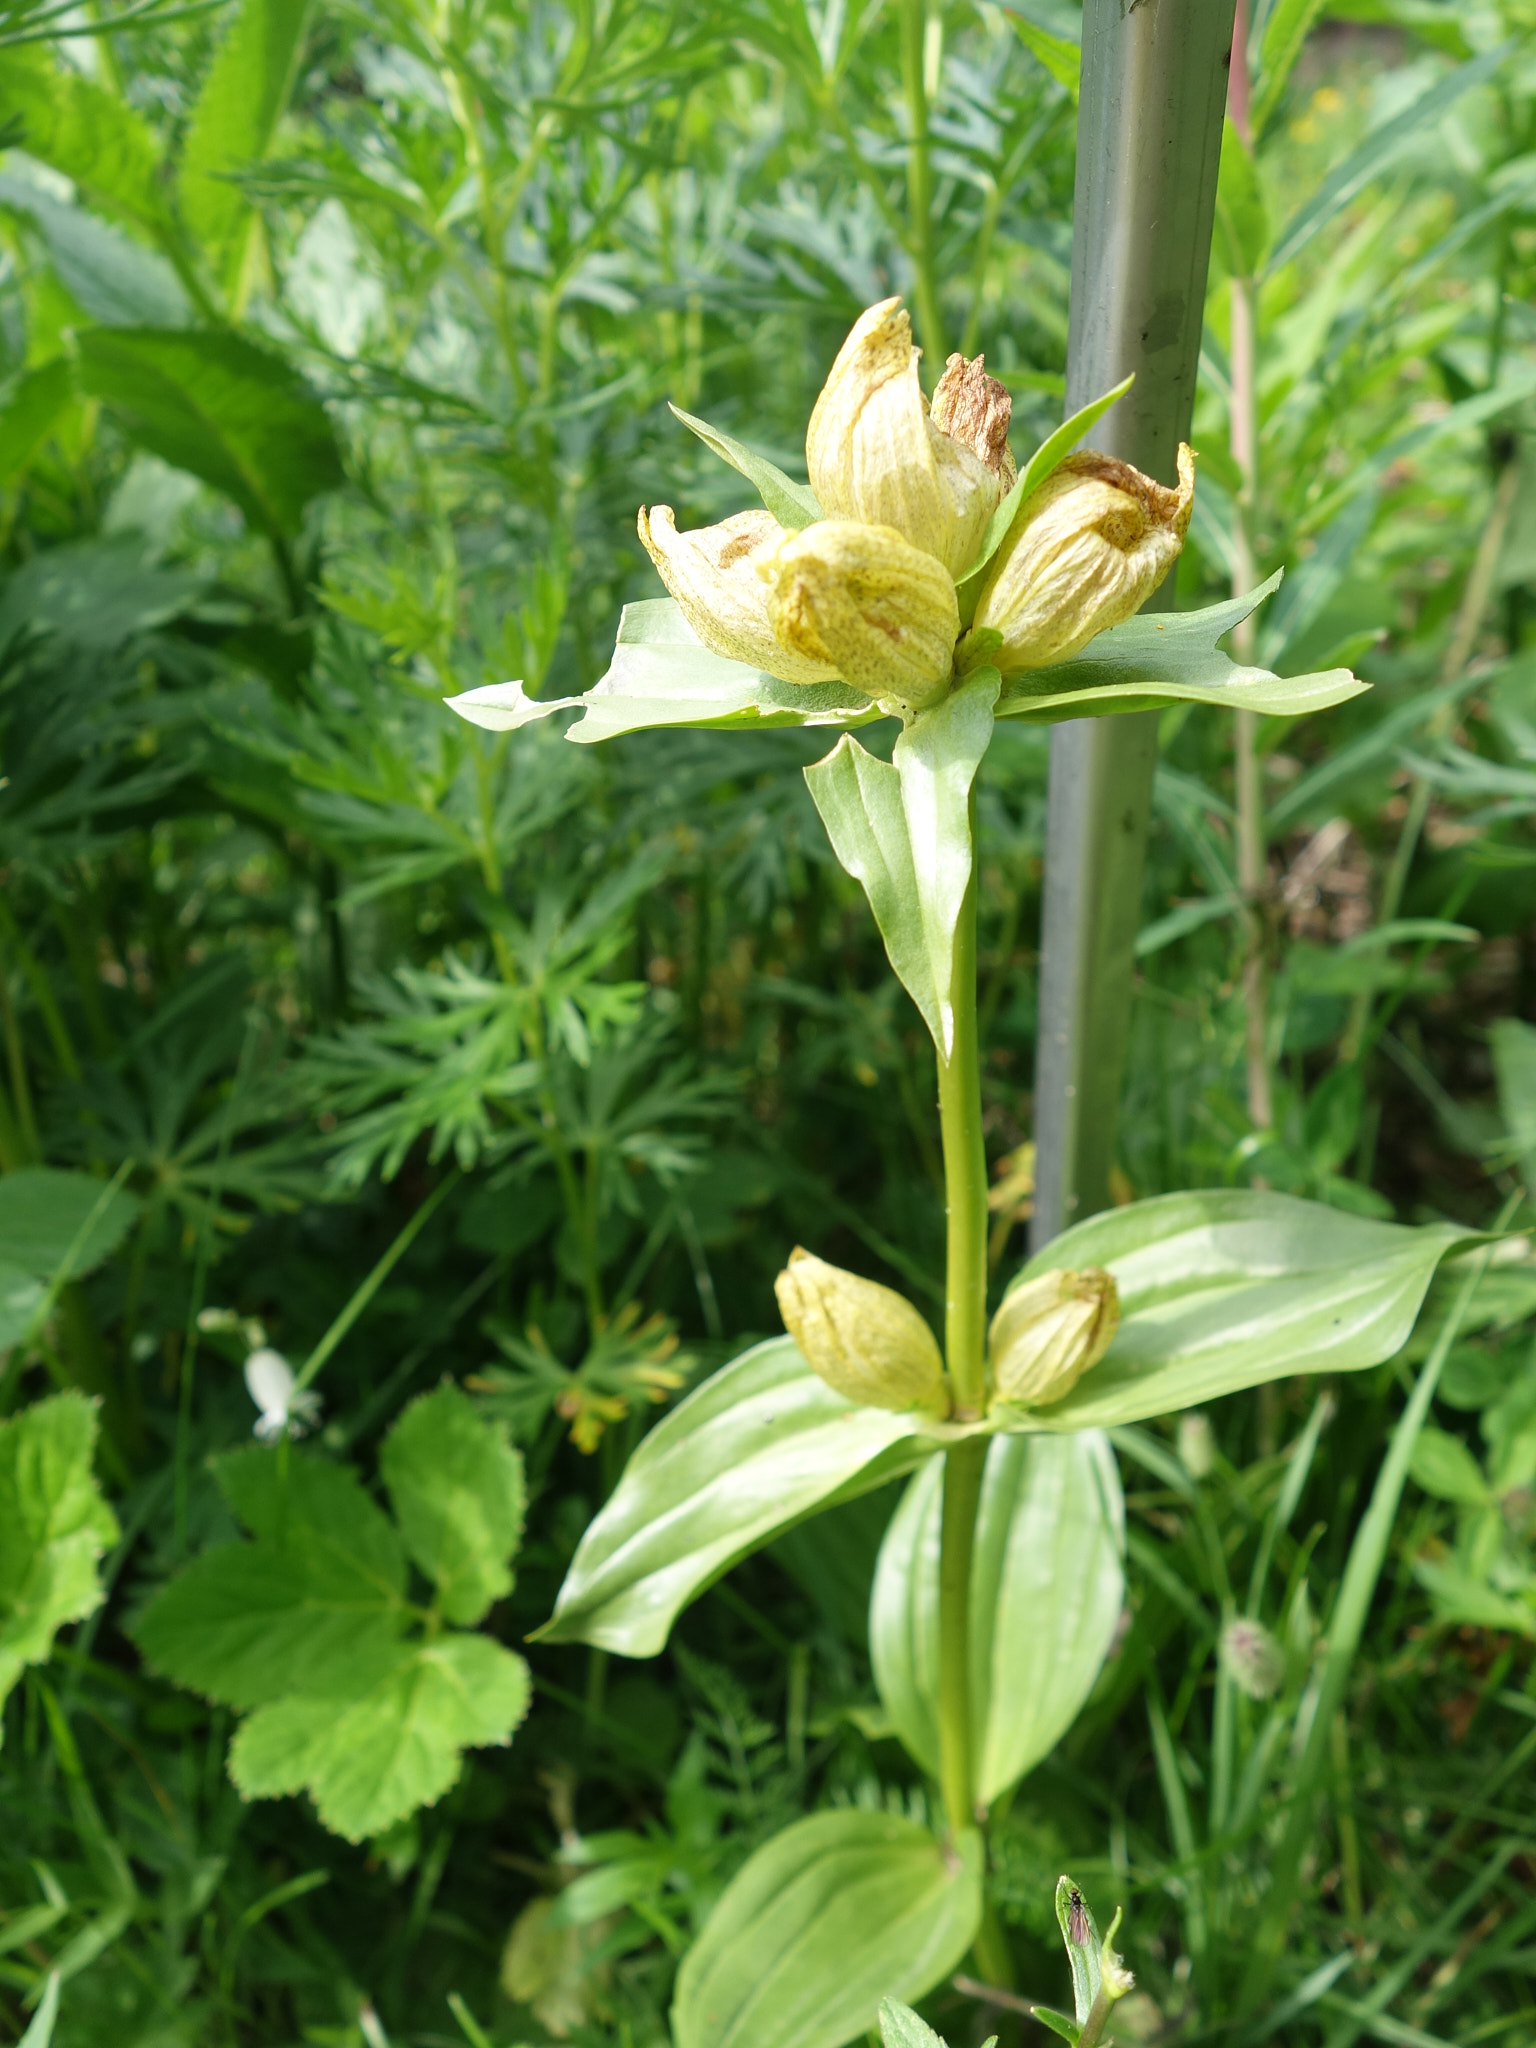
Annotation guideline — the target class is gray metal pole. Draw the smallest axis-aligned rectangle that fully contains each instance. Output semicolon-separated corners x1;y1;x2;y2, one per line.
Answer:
1029;0;1237;1251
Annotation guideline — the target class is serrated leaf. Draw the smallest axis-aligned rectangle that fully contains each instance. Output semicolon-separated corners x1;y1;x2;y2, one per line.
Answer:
1008;13;1080;99
999;1191;1480;1433
870;1433;1124;1802
0;1394;119;1714
76;327;344;540
672;1811;983;2048
669;404;822;528
228;1631;530;1841
133;1450;407;1708
996;577;1365;725
878;1999;947;2048
179;0;313;297
0;47;169;244
381;1383;525;1625
804;670;999;1059
534;1337;936;1656
0;1168;140;1282
0;175;188;326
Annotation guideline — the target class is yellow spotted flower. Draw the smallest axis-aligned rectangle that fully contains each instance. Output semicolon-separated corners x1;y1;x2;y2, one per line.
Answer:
636;299;1195;713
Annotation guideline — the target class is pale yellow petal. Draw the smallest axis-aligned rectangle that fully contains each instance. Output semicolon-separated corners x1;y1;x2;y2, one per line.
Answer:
637;505;838;685
760;519;959;708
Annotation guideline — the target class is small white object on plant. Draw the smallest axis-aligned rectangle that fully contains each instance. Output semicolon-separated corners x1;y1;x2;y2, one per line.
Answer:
244;1347;321;1443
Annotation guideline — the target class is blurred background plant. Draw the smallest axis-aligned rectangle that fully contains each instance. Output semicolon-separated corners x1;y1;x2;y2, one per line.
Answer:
1;0;1536;2042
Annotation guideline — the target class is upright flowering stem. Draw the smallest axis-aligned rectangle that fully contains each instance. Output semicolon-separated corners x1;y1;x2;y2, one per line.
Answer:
935;797;989;1847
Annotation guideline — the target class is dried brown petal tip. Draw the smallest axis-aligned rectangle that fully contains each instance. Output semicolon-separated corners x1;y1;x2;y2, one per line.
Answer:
931;353;1014;482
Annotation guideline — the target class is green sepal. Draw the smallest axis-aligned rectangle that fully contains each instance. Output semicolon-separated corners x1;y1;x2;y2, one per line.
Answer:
1056;1875;1104;2024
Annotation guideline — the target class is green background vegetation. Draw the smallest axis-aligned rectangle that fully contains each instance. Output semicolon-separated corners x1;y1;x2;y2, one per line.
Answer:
1;0;1535;2042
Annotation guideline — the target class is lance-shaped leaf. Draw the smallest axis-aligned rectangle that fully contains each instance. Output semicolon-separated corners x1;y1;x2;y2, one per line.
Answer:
672;1810;984;2048
996;1190;1482;1433
669;404;822;529
805;671;1000;1058
870;1432;1124;1803
995;575;1365;724
955;373;1134;611
533;1338;936;1657
448;599;876;743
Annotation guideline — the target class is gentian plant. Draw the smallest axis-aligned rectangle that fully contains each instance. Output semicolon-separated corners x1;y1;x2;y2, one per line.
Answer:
452;304;1483;2048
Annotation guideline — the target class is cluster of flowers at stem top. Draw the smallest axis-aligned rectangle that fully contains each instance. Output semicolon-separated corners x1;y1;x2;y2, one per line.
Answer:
775;1250;1119;1423
640;297;1195;712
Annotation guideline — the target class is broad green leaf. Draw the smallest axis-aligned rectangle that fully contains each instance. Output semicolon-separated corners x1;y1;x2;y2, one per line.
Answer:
0;1168;139;1282
179;0;314;300
0;176;188;327
996;576;1365;724
0;48;170;245
870;1433;1124;1803
229;1631;530;1841
0;1394;119;1714
669;404;821;529
380;1383;526;1625
133;1451;408;1708
448;600;875;743
1266;47;1506;275
672;1810;983;2048
1251;0;1329;137
76;327;344;540
956;375;1134;609
534;1337;935;1656
1000;1191;1479;1432
1214;118;1269;278
1408;1427;1489;1507
0;360;74;486
805;671;999;1058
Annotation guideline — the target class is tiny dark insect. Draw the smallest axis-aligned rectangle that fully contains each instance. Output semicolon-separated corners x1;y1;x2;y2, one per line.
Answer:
1068;1887;1089;1946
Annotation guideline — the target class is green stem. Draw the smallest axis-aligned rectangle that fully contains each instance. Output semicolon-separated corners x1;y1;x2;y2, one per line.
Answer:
899;0;946;364
934;806;989;1847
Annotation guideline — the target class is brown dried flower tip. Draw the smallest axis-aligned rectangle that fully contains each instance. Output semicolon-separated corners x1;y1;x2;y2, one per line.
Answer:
930;353;1015;484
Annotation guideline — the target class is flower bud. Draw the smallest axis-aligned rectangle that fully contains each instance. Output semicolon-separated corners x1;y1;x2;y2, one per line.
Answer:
1219;1617;1286;1701
760;519;959;708
988;1266;1119;1408
638;506;838;686
774;1248;948;1415
805;300;1007;578
968;444;1195;672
